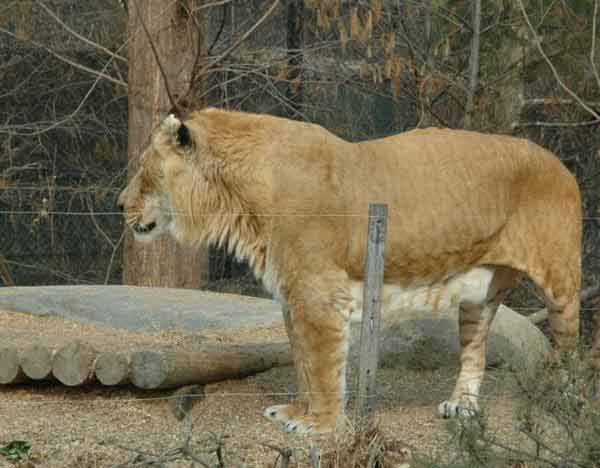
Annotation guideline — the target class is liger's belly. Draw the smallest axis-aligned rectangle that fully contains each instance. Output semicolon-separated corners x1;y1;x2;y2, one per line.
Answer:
348;266;495;321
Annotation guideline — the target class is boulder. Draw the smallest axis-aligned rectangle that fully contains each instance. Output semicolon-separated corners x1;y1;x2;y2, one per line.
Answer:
349;304;551;372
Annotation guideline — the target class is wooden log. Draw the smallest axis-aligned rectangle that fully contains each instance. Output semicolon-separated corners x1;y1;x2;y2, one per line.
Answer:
130;342;292;389
52;341;97;386
21;344;55;380
0;347;27;384
94;352;130;386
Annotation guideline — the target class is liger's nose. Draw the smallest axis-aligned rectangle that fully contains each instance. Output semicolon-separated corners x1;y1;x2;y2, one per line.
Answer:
117;202;124;212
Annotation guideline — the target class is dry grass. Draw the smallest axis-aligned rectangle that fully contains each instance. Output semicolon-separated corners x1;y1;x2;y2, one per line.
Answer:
321;420;412;468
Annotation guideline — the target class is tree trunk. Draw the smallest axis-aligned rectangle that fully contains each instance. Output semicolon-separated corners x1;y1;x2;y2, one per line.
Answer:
464;0;482;129
124;0;208;288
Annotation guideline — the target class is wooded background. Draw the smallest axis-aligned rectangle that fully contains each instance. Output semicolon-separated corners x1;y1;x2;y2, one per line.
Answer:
0;0;599;339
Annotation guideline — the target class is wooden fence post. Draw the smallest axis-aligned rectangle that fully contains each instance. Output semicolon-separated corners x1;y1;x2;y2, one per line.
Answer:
309;445;321;468
355;203;388;422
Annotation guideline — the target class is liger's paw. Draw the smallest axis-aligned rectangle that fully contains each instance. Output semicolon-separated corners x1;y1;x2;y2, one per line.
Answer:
263;404;337;435
263;403;307;424
438;400;478;419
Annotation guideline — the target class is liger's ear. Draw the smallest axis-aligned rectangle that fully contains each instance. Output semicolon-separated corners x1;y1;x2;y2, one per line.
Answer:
176;123;192;148
161;114;193;150
161;114;181;133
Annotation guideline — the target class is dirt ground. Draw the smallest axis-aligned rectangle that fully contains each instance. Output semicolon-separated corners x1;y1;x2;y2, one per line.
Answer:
0;310;532;468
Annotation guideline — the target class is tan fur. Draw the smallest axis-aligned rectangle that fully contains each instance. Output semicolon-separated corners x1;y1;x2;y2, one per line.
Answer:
118;108;586;434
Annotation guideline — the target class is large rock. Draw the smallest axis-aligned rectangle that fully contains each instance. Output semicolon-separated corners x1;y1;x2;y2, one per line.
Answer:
0;286;549;372
0;285;282;331
349;304;551;372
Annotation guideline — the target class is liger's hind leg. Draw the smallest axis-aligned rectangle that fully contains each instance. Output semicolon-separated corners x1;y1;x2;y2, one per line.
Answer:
548;296;580;353
438;299;499;418
439;267;520;418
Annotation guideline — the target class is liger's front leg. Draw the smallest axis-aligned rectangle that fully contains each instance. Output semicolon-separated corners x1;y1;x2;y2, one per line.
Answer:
263;303;310;424
264;284;352;435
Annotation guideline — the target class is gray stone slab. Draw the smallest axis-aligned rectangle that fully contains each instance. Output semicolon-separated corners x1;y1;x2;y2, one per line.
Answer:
0;287;549;373
0;286;283;332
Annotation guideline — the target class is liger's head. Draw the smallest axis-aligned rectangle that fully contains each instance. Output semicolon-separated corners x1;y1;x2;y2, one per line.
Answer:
117;114;199;243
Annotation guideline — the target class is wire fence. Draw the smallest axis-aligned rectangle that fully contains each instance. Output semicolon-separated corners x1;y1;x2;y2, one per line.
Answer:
0;183;269;298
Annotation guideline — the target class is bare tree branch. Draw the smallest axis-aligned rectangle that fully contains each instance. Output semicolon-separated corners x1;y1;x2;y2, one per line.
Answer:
0;255;15;287
516;0;600;120
0;26;127;89
0;51;122;136
178;0;210;108
522;97;600;107
1;163;41;178
180;0;281;109
205;1;228;55
194;0;234;11
35;0;128;64
130;0;182;115
512;119;600;129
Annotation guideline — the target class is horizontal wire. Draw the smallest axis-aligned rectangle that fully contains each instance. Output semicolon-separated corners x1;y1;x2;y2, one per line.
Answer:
0;186;122;191
0;375;570;406
0;391;373;405
0;210;600;220
0;389;512;406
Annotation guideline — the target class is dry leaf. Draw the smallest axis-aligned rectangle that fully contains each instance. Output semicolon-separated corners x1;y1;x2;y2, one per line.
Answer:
360;62;370;80
275;63;288;81
317;8;329;31
364;10;373;40
333;0;340;19
385;31;396;57
372;0;382;25
373;64;383;84
338;18;348;52
384;59;392;79
391;75;401;98
290;78;302;95
443;37;451;59
393;56;403;77
350;8;360;40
